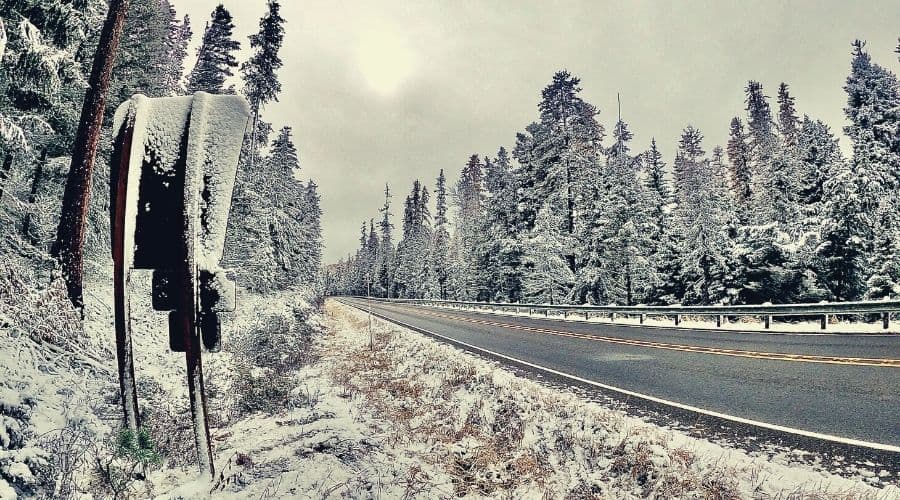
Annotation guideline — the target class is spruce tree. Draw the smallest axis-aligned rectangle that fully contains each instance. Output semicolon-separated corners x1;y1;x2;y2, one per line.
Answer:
843;40;900;298
186;5;240;94
375;185;394;297
450;155;485;299
522;205;575;304
514;71;604;276
242;0;285;168
674;127;732;304
431;169;451;299
725;117;752;215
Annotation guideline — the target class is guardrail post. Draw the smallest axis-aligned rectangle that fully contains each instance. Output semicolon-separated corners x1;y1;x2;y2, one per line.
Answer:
764;315;771;329
821;314;828;330
609;312;616;322
883;312;890;329
639;313;646;324
563;310;568;319
584;311;589;320
544;309;549;317
674;315;680;326
716;315;723;328
529;308;533;316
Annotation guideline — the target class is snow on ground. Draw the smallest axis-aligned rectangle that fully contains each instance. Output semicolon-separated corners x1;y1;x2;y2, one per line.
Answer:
155;299;894;499
3;273;896;498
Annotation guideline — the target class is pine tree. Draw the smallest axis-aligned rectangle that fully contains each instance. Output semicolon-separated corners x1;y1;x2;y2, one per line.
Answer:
186;5;240;94
674;127;733;304
777;83;799;145
595;119;654;305
725;117;752;214
431;169;451;299
375;184;394;297
450;155;484;299
843;40;900;298
642;139;681;304
522;205;575;304
163;12;191;95
242;0;285;168
477;147;523;302
514;71;604;276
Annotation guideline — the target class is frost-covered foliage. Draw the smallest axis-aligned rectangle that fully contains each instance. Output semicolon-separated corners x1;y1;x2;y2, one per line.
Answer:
331;40;900;307
0;261;81;348
227;293;322;417
0;388;51;498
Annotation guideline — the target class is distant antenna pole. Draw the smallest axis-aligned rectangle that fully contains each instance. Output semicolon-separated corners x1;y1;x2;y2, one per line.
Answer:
617;92;621;123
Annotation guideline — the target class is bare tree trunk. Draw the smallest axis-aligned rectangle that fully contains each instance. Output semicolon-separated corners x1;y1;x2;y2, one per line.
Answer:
53;0;130;308
0;153;13;200
22;149;47;243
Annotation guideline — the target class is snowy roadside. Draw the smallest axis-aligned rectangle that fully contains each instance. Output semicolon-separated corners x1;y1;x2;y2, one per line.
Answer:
3;272;894;499
156;298;894;499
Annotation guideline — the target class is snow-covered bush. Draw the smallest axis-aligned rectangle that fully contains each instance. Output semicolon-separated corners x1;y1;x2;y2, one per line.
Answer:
0;261;81;349
0;388;51;498
228;295;321;417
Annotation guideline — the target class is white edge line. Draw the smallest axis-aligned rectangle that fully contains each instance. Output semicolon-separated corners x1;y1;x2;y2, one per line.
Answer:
338;299;900;454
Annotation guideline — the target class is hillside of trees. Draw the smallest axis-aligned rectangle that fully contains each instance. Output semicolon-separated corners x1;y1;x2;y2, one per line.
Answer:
326;40;900;306
0;0;321;296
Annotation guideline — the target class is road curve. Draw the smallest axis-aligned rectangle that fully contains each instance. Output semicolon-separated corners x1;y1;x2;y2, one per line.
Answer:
339;297;900;449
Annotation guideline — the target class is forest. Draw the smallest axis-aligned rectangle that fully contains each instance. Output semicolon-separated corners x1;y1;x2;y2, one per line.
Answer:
0;0;322;301
326;40;900;307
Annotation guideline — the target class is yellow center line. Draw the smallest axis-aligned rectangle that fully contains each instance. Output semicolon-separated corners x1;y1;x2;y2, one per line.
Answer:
375;302;900;368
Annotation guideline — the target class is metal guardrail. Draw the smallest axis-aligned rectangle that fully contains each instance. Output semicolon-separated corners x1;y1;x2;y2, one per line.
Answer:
354;296;900;330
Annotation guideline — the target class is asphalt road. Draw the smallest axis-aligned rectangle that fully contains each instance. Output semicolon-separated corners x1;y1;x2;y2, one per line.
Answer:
339;297;900;448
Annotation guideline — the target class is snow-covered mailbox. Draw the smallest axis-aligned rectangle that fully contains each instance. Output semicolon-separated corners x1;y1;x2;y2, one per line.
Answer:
109;93;250;476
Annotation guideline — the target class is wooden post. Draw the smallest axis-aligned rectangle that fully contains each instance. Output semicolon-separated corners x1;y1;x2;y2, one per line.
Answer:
883;312;890;330
639;314;646;324
585;311;589;320
716;315;723;328
821;314;828;330
544;309;549;317
674;315;680;326
563;310;568;318
764;315;771;329
610;312;616;322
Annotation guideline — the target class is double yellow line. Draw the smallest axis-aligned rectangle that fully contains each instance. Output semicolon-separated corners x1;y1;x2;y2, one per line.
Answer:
379;303;900;368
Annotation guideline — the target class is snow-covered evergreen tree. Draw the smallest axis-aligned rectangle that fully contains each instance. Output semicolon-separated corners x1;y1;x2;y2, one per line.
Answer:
375;184;395;297
521;205;575;304
843;40;900;298
186;5;240;94
449;155;484;300
430;169;451;299
241;0;285;168
477;147;523;302
513;71;604;277
642;139;683;304
725;117;752;221
674;128;733;304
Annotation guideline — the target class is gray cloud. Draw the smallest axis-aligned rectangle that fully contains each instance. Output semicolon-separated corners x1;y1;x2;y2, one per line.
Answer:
174;0;900;263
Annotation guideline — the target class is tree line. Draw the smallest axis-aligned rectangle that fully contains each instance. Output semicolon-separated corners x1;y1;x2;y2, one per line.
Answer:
1;0;321;299
326;40;900;306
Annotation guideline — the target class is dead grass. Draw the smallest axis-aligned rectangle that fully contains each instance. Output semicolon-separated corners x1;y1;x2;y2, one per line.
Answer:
322;300;885;499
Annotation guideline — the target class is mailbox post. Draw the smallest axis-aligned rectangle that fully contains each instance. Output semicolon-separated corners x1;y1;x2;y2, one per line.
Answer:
110;93;250;476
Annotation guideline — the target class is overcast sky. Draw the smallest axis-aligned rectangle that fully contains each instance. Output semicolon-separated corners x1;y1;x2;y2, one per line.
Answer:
174;0;899;263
